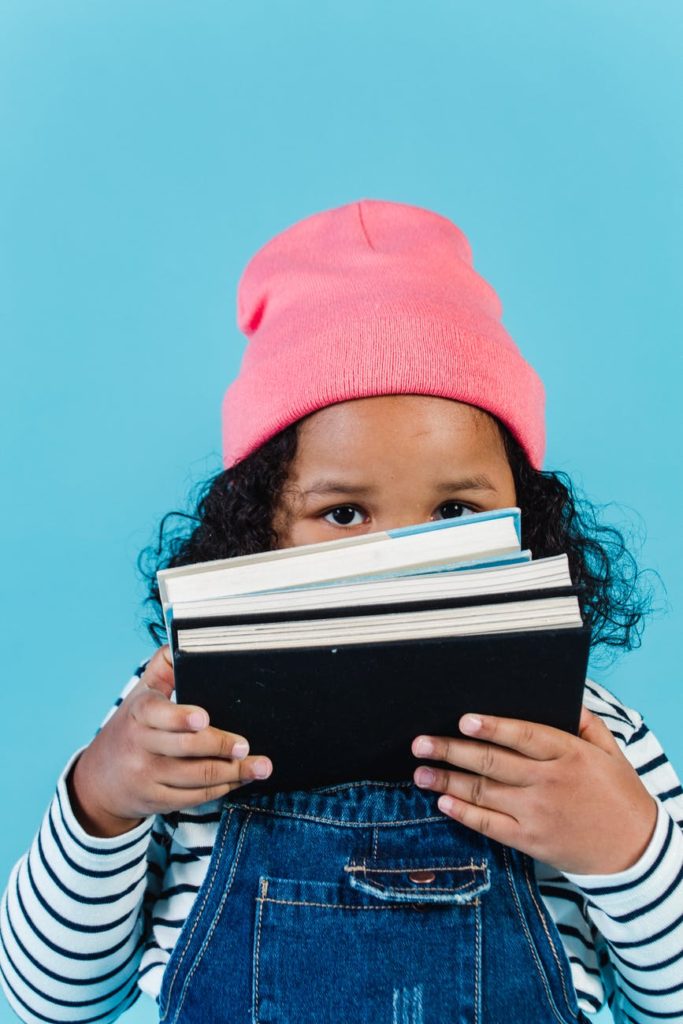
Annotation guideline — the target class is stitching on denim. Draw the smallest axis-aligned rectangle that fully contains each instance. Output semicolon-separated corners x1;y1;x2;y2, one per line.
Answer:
173;810;253;1023
372;827;379;859
253;878;268;1023
344;861;487;874
475;894;481;1024
161;807;234;1020
226;803;445;826
522;855;577;1018
503;847;570;1024
258;895;482;910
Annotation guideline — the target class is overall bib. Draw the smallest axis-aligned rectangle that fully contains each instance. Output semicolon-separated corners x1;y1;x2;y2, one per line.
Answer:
158;780;590;1024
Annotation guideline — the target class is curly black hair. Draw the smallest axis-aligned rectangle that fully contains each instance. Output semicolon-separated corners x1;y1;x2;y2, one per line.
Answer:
138;416;656;659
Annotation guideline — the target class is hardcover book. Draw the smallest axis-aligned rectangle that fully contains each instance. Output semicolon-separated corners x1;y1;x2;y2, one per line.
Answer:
158;509;590;792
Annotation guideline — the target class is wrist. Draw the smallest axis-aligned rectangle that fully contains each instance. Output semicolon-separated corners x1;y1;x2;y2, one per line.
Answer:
562;794;659;876
68;750;144;839
608;795;659;874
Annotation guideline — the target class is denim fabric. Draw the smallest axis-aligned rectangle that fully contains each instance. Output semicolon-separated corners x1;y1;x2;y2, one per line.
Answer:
158;780;589;1024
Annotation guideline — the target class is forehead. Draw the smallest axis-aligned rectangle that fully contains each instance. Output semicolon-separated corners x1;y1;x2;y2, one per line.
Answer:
294;395;504;464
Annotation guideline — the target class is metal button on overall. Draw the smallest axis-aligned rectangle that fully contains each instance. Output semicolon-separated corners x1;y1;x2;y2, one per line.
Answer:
408;871;436;884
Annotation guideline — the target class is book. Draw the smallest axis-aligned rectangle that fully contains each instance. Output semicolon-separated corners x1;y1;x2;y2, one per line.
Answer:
169;553;573;624
158;507;524;609
159;508;591;792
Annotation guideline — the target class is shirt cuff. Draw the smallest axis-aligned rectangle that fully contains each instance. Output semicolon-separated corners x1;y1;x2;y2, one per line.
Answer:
562;799;681;918
54;745;155;864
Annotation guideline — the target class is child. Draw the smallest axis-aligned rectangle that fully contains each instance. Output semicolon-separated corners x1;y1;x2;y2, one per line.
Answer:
1;199;682;1024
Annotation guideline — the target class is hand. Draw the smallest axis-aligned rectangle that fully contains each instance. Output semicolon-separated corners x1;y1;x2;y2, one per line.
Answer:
68;646;273;837
411;707;658;875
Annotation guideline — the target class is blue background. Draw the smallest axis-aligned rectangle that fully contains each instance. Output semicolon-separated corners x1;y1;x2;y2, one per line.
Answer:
1;2;681;1021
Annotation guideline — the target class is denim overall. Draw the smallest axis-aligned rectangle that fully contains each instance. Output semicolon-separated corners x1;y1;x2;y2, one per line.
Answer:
158;780;590;1024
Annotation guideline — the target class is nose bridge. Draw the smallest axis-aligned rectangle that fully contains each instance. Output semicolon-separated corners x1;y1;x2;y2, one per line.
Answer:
363;461;439;532
371;486;433;533
375;512;432;533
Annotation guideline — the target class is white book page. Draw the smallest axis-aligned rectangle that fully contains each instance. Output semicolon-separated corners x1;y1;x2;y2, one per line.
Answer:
165;517;520;605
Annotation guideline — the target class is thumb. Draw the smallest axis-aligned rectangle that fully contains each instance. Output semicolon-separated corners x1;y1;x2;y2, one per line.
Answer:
578;706;619;754
142;645;175;700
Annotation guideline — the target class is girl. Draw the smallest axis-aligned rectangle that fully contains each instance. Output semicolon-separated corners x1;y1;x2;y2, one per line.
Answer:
1;199;682;1024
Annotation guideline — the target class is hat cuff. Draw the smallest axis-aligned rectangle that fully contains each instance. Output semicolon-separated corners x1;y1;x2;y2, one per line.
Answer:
222;316;545;470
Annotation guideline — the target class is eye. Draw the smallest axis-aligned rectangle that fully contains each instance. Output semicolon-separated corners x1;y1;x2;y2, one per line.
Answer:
433;501;476;520
321;505;366;527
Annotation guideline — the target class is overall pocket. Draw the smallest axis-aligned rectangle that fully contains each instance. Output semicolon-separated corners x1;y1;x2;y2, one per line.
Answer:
252;857;490;1024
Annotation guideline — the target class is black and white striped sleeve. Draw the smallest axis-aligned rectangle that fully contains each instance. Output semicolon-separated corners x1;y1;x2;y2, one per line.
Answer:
565;682;683;1023
0;666;160;1023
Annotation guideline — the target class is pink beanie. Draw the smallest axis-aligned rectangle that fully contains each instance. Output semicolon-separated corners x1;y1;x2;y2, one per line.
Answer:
222;199;545;469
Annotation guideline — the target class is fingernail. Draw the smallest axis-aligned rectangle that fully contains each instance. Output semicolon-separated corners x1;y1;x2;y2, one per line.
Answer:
232;740;249;759
252;759;271;779
414;737;434;756
188;711;209;730
460;715;483;735
415;767;435;787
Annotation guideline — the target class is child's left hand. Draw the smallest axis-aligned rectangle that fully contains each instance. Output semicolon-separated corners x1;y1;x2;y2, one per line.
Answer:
412;707;659;875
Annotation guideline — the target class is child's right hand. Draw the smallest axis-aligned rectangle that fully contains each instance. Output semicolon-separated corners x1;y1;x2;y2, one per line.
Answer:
67;646;273;838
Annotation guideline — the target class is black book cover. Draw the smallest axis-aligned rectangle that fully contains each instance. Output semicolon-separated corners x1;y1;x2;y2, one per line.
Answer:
172;624;592;794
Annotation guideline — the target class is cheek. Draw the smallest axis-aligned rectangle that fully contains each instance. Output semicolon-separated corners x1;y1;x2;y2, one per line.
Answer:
273;514;326;550
287;520;332;547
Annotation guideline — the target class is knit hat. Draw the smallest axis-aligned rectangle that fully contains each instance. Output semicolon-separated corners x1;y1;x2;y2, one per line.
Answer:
222;199;545;469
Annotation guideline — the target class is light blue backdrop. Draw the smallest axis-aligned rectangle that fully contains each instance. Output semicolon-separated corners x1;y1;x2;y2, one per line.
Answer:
1;2;681;1022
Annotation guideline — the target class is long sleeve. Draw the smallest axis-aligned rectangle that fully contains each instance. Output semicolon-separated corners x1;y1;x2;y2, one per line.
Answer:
563;683;683;1023
0;666;161;1024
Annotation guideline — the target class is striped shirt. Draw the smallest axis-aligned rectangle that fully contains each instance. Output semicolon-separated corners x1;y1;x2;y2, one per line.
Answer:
1;667;682;1023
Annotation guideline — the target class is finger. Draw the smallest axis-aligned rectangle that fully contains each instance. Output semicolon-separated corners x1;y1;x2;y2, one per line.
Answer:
578;706;620;754
133;689;212;733
415;765;521;817
156;777;255;810
436;792;522;847
141;646;176;700
412;734;533;786
157;754;273;790
143;724;251;760
457;713;571;760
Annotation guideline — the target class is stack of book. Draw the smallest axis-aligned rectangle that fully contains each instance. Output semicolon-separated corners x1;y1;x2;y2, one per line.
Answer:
158;508;590;792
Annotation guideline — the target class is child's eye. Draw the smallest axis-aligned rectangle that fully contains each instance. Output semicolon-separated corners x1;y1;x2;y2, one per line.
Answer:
321;505;366;527
433;501;476;520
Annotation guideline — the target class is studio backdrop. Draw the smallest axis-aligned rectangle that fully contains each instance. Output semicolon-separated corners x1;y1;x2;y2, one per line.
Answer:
1;3;681;1022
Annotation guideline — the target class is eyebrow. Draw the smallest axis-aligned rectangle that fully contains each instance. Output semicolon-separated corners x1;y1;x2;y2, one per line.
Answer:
302;475;497;497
